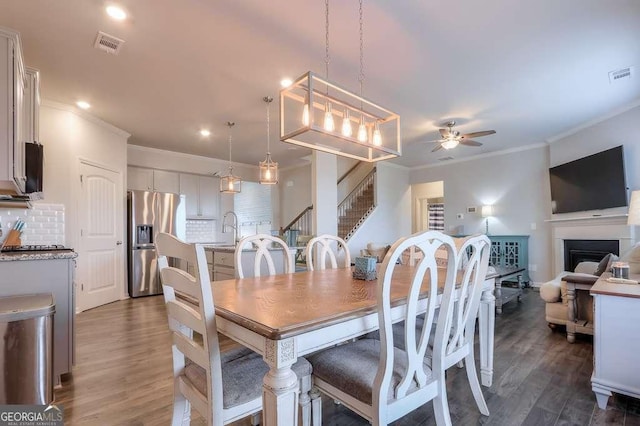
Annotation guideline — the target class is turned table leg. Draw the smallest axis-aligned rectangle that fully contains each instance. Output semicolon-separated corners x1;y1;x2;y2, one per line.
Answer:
263;338;300;426
495;278;503;315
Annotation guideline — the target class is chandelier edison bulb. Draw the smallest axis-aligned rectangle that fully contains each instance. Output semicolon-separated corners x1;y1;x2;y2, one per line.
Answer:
372;122;382;146
302;101;310;126
324;102;335;132
357;115;368;142
341;109;353;137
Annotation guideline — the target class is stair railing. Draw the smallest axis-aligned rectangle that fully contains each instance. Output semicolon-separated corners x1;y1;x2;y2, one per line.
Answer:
282;205;314;236
338;167;377;240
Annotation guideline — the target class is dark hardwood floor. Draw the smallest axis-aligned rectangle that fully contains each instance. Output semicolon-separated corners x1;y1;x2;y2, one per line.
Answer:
54;289;640;425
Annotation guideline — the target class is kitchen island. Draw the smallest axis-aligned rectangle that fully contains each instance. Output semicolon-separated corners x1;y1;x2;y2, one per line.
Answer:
0;250;77;386
200;244;295;280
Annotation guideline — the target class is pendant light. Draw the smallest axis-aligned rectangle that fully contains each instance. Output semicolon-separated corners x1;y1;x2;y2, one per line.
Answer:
259;96;278;185
220;122;242;193
280;0;401;162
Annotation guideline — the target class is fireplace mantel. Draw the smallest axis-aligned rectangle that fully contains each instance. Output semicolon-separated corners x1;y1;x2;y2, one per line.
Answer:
550;215;637;275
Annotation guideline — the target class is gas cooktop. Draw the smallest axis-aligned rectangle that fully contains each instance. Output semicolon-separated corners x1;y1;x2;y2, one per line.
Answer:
0;244;74;253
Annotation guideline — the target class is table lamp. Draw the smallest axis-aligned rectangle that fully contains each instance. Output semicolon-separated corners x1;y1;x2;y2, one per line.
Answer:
628;190;640;225
482;205;493;235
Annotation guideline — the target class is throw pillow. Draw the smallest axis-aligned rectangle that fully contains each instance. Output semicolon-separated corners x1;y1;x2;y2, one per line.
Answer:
594;253;613;276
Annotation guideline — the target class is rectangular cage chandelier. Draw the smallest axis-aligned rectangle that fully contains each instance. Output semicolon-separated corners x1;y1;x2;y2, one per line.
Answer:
279;71;401;162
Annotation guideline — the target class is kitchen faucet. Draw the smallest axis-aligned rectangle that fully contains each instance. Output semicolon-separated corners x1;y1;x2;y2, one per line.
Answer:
222;211;239;244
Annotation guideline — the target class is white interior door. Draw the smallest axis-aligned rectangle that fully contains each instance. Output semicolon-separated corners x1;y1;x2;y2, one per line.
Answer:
78;161;124;311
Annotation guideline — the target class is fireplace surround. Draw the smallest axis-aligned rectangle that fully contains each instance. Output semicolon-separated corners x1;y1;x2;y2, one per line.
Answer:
550;214;635;275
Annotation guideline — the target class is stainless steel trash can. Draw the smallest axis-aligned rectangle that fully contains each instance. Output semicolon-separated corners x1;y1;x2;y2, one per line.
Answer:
0;294;55;405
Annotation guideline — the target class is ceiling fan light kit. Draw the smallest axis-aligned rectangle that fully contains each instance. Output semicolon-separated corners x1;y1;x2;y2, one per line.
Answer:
430;121;495;152
279;0;401;163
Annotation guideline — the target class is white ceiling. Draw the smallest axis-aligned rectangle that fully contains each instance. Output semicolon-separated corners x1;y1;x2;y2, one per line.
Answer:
2;0;639;169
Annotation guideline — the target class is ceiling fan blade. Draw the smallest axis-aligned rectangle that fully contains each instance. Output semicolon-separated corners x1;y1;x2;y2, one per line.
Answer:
439;128;450;138
431;144;444;152
459;139;483;147
461;130;496;138
423;138;445;144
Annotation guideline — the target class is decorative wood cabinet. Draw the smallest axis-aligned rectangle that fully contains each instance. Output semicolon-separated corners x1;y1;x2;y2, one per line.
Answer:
488;235;530;283
179;173;218;219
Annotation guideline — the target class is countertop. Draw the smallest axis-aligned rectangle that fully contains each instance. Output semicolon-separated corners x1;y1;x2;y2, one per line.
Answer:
591;272;640;299
200;244;297;253
0;251;78;262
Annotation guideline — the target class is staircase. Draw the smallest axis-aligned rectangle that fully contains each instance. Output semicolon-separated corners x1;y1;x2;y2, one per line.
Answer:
337;168;376;241
283;166;377;242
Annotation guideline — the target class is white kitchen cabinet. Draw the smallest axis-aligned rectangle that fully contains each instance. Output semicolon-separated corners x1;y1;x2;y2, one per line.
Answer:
127;166;153;191
0;256;76;387
127;167;181;193
0;27;27;193
152;169;180;193
180;173;219;219
23;67;39;143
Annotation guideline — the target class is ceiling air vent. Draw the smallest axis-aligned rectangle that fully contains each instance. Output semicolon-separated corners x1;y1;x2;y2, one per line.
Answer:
94;31;125;55
438;156;454;161
608;66;633;84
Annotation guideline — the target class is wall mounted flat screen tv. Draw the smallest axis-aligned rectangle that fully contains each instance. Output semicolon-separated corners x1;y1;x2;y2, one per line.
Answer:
549;145;627;214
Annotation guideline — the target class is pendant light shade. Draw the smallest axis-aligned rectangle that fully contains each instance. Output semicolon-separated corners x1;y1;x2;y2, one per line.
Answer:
220;121;242;193
259;96;278;185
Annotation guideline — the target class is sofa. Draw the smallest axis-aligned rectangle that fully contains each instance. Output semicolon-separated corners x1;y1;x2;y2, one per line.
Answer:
539;252;619;342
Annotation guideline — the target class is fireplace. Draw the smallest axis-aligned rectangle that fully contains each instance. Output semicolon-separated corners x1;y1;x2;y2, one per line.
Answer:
563;239;619;272
550;215;634;276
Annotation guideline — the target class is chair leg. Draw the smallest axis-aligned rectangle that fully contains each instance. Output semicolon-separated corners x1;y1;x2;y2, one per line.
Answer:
433;375;452;426
171;387;191;426
299;375;312;426
250;412;261;426
310;386;323;426
464;350;489;416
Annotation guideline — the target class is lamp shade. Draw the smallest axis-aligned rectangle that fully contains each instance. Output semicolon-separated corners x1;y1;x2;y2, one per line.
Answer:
481;205;493;218
628;191;640;225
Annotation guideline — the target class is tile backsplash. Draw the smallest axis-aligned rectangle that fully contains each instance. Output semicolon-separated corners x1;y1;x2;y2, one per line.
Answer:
0;203;65;246
185;219;218;243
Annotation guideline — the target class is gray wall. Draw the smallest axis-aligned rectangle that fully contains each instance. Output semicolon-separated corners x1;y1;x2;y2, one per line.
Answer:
410;145;552;283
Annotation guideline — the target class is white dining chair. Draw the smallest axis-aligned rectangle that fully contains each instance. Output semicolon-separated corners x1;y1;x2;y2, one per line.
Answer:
383;234;492;417
234;233;293;278
156;233;312;426
307;230;460;426
305;234;351;271
233;233;314;425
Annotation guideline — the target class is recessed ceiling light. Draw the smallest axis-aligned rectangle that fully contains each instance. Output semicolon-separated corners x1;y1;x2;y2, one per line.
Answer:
200;129;211;137
280;78;293;88
76;101;91;110
106;5;127;21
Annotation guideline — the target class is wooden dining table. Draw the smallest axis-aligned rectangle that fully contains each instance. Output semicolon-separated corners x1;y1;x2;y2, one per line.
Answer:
211;265;496;426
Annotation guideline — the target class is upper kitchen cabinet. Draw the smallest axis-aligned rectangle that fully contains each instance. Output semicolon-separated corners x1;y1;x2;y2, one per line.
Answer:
0;27;28;193
22;67;40;143
127;167;180;193
179;173;218;219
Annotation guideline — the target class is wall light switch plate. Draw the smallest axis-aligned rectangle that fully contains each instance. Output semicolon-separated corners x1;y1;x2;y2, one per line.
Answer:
456;213;464;219
530;222;537;230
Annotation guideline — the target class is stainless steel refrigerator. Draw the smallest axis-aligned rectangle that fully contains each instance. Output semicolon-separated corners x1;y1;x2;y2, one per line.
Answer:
127;190;186;297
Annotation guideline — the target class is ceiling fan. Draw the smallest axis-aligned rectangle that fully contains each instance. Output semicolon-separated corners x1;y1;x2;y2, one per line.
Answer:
429;121;496;152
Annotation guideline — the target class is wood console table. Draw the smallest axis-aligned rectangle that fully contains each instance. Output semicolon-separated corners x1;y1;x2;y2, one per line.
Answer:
591;272;640;410
491;266;525;314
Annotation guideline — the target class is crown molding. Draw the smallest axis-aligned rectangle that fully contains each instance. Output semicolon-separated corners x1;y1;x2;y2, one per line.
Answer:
409;143;547;171
41;99;131;139
546;98;640;144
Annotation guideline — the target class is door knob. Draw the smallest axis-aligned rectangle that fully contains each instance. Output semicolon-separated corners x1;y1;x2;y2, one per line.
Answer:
116;241;123;245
